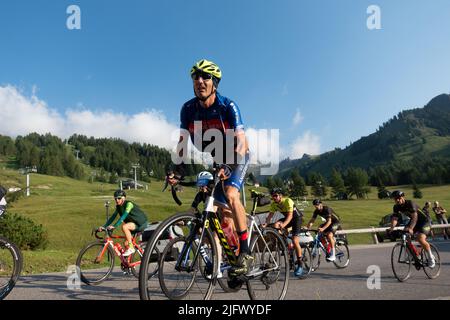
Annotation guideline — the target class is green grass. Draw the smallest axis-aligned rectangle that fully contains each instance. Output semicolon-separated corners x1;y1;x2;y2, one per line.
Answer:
1;164;449;274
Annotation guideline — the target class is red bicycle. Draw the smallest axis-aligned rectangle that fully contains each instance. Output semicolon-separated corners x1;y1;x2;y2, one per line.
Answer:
76;228;153;285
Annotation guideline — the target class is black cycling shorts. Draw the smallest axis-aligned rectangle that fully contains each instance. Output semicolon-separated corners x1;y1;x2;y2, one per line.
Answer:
320;222;340;235
277;211;303;236
411;221;431;236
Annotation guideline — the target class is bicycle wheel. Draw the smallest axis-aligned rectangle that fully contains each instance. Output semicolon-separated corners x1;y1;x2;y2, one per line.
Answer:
76;241;115;285
0;237;23;300
310;243;321;272
246;227;289;300
139;212;217;300
333;240;350;269
391;243;412;282
216;250;241;293
131;242;151;278
422;244;441;279
297;245;313;279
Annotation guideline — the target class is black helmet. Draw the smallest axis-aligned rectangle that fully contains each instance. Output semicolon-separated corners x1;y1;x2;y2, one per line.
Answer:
270;187;283;196
391;190;405;199
114;189;126;198
312;199;322;206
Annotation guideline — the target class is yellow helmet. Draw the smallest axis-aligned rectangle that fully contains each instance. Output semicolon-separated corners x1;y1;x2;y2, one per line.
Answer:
190;59;222;82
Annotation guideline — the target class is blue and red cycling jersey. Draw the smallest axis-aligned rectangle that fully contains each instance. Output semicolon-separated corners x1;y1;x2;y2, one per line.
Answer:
179;92;250;199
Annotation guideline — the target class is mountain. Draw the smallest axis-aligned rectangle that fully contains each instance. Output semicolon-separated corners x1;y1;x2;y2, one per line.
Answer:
275;93;450;185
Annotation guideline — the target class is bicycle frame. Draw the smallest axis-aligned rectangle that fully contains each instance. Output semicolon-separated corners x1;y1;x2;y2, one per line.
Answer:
173;180;281;278
399;233;422;267
95;230;144;268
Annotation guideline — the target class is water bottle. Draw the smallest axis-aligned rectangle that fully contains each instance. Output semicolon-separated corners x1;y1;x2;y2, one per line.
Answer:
221;221;240;255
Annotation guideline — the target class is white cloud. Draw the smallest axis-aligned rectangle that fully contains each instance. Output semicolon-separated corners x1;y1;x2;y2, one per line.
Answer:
288;131;321;159
292;108;304;126
0;85;178;150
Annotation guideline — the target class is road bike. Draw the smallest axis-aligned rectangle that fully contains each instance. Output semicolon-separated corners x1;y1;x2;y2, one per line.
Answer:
277;228;313;279
391;230;441;282
76;228;150;285
139;169;289;300
0;207;23;300
309;229;350;271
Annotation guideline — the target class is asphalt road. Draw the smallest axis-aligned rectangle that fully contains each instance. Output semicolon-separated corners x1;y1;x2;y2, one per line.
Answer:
6;240;450;300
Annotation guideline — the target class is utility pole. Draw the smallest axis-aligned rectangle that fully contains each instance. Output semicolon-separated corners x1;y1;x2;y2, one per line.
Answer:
131;163;140;190
20;166;37;197
74;149;80;160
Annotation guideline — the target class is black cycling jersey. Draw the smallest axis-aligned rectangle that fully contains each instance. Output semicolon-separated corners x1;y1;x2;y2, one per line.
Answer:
393;200;428;227
312;206;340;224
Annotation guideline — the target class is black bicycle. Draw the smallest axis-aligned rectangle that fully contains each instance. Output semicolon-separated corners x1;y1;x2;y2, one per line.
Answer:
391;230;441;282
139;170;289;300
0;213;23;300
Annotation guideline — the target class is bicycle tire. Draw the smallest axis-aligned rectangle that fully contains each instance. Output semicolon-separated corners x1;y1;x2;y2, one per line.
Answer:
131;242;151;278
0;236;23;300
333;240;350;269
391;243;412;282
159;237;197;299
422;243;441;279
310;242;321;272
246;227;289;300
297;245;313;279
139;212;217;300
76;241;115;285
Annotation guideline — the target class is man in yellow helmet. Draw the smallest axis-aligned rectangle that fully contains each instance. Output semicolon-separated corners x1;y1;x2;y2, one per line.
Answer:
170;59;252;276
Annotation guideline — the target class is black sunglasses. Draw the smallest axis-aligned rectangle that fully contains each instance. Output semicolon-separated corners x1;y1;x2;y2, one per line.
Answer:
191;71;213;81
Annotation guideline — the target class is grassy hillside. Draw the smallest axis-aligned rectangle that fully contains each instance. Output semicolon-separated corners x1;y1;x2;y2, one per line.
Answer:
1;163;449;274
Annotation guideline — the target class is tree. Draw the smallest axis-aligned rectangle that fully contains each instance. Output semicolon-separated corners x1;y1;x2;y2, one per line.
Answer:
329;168;346;198
344;167;371;199
413;183;423;199
290;171;308;198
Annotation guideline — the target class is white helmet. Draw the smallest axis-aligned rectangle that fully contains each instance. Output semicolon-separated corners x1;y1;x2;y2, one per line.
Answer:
196;171;213;187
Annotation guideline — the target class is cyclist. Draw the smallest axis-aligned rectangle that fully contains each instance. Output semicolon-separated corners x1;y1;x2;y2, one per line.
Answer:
98;190;148;256
170;59;252;276
388;190;435;268
263;187;305;277
306;199;341;262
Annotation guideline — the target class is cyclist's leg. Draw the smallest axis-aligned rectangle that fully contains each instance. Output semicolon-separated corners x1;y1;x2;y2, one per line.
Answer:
291;214;303;262
325;227;337;260
122;222;137;255
415;224;435;264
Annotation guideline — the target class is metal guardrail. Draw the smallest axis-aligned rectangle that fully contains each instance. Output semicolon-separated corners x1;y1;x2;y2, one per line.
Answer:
336;224;450;244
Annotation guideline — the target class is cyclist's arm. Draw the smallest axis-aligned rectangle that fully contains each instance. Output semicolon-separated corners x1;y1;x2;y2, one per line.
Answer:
103;210;118;228
280;211;293;228
306;218;315;230
408;211;418;230
390;216;399;230
320;217;332;231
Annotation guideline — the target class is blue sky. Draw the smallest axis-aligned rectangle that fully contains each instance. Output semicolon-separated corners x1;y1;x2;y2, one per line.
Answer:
1;0;450;161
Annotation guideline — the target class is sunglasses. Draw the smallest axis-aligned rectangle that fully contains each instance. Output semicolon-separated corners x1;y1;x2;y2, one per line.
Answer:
191;71;213;81
114;197;124;200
